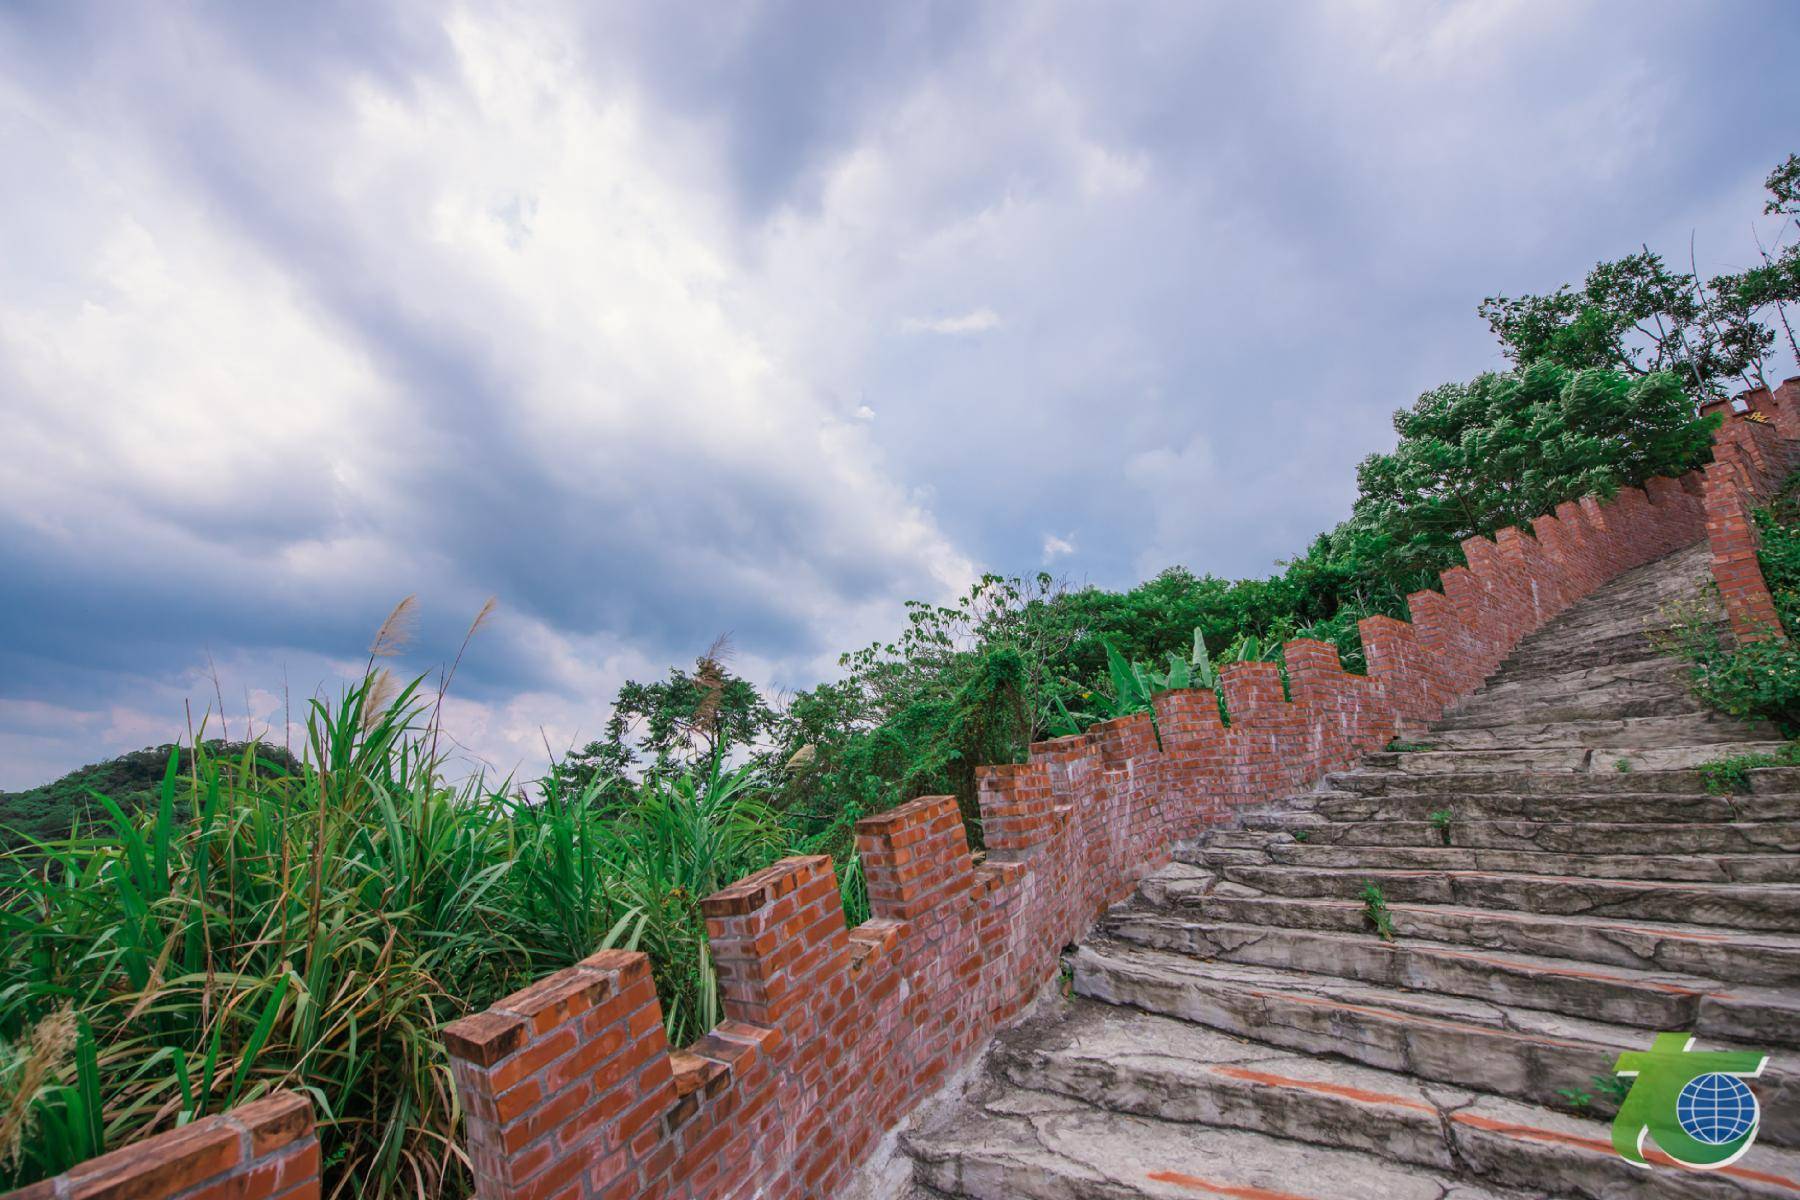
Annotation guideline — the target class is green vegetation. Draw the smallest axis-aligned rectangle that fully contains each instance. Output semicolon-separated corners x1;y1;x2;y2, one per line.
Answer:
1482;155;1800;402
1658;470;1800;733
2;153;1794;1198
1359;882;1396;941
1699;742;1800;795
1428;809;1454;846
0;743;297;851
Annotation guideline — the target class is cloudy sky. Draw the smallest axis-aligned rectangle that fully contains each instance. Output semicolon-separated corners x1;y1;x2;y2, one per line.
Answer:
2;1;1796;789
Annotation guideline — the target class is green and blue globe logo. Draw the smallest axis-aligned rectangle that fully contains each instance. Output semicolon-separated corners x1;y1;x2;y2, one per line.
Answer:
1609;1033;1770;1170
1676;1072;1759;1146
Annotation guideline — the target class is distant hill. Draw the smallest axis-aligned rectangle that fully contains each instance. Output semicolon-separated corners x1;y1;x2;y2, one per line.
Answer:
0;742;301;850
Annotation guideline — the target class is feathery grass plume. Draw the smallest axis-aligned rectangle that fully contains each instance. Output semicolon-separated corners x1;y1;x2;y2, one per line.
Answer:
0;1006;78;1172
367;595;419;662
428;596;498;760
689;633;734;742
361;669;400;735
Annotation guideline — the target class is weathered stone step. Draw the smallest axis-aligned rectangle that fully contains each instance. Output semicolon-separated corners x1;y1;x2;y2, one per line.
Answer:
1071;939;1800;1149
991;1000;1800;1200
1332;766;1800;791
1205;861;1800;931
1485;626;1704;674
1100;907;1800;1044
1423;714;1775;750
1182;840;1800;884
1138;866;1800;987
1303;786;1800;823
905;1086;1535;1200
1356;742;1789;775
1226;815;1800;855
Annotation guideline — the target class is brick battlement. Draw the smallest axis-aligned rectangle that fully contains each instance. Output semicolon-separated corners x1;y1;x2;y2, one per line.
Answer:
1703;377;1800;641
12;381;1795;1200
3;1093;317;1200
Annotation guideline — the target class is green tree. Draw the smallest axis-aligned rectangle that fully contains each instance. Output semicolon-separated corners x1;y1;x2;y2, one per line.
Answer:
1339;362;1717;598
548;638;775;799
1479;249;1770;400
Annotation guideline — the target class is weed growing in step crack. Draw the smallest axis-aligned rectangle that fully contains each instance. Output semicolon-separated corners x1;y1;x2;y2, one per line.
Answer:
1614;758;1632;772
1591;1073;1632;1104
1698;741;1800;794
1291;829;1310;843
1387;738;1435;753
1428;809;1454;846
1359;882;1396;941
1557;1087;1594;1109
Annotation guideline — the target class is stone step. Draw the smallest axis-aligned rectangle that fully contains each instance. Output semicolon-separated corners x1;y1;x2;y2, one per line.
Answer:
1423;714;1776;750
1138;866;1800;987
904;1086;1535;1200
1355;741;1788;775
1071;938;1800;1149
1302;787;1800;823
1200;861;1800;931
1100;907;1800;1045
990;999;1800;1200
1328;764;1800;795
1227;815;1800;855
1182;841;1800;884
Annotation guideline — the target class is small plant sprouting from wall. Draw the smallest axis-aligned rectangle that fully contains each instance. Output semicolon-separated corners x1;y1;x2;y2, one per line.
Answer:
1360;881;1396;941
1428;809;1454;846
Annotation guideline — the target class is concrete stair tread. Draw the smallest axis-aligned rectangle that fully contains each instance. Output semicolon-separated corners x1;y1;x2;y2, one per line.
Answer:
1099;908;1800;1042
1135;871;1800;986
1299;788;1800;821
1078;937;1772;1051
1185;840;1800;884
1354;741;1791;775
1322;769;1800;797
906;1085;1535;1200
1201;861;1800;931
1425;714;1778;749
992;998;1800;1199
1072;939;1800;1148
1228;816;1800;855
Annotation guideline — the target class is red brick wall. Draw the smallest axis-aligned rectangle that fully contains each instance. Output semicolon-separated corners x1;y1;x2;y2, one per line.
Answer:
435;462;1720;1200
1703;378;1800;642
4;1092;318;1200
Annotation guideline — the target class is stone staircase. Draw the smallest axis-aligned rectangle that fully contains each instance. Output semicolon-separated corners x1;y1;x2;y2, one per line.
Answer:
903;543;1800;1199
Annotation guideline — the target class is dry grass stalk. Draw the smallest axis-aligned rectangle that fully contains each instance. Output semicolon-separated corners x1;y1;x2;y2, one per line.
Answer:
0;1006;78;1171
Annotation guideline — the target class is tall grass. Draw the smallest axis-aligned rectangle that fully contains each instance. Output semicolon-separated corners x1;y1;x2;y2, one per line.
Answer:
0;673;815;1197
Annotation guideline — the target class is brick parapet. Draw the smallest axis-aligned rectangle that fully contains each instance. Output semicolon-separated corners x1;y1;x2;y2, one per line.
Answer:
1702;382;1800;643
4;1092;318;1200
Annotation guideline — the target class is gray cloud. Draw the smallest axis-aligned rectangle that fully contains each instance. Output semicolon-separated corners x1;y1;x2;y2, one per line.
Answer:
2;0;1796;787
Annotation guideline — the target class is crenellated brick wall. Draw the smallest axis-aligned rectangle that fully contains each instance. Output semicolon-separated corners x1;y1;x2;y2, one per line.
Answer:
14;381;1799;1200
3;1092;318;1200
1700;377;1800;641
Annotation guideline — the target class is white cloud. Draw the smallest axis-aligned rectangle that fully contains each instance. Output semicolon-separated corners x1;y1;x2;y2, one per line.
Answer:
1041;532;1076;563
900;307;1001;335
